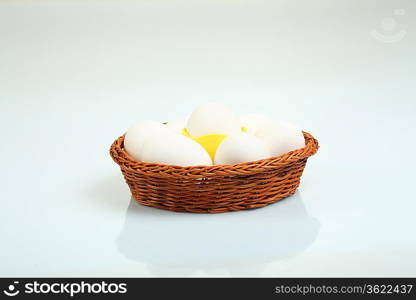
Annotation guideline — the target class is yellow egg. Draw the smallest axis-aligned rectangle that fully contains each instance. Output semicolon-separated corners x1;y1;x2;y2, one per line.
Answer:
181;127;251;160
181;128;226;160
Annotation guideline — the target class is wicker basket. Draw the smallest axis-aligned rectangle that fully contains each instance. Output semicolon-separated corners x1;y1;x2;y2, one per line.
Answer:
110;131;319;213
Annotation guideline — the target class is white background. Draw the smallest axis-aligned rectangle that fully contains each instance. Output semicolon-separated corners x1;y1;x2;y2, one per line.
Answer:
1;0;415;277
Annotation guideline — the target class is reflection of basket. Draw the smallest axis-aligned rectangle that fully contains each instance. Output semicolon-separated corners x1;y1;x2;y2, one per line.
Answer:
117;193;320;270
110;131;319;213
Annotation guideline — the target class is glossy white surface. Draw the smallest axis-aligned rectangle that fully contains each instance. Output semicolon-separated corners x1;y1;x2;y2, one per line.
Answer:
1;0;415;277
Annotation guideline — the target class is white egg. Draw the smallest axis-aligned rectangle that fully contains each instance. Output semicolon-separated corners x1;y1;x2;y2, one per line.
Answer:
239;113;270;134
186;103;240;137
124;120;169;161
140;132;212;166
256;120;305;157
214;132;271;165
165;115;189;133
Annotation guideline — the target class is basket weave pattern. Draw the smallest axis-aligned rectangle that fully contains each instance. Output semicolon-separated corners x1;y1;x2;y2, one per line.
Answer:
110;131;319;213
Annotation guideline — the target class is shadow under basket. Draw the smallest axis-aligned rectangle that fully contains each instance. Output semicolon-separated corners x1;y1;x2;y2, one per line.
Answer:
110;132;319;213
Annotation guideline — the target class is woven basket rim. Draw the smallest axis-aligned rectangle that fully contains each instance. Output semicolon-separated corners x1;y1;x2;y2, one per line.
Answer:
110;131;319;178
